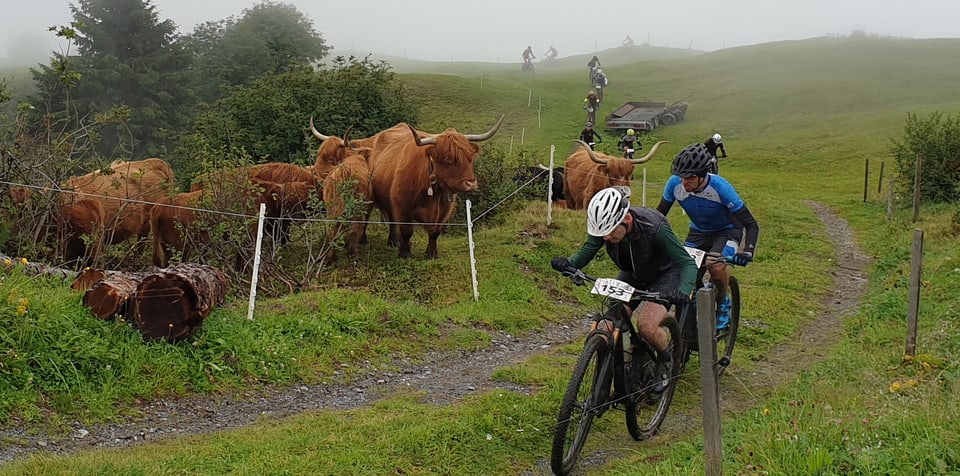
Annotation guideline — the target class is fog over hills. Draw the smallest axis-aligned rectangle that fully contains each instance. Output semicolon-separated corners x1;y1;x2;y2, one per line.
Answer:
2;0;959;67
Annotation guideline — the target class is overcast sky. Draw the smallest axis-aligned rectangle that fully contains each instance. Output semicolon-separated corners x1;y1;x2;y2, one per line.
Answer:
2;0;959;64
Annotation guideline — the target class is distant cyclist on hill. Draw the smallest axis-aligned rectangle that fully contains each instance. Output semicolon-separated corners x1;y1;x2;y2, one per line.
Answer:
656;143;760;333
618;129;642;158
522;46;535;63
544;45;558;61
579;122;602;149
704;133;727;173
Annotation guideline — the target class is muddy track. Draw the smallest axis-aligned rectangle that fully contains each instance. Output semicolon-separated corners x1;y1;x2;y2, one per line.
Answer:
0;201;869;469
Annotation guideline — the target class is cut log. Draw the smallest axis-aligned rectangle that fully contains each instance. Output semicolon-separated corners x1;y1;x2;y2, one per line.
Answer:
72;267;106;292
1;254;78;283
81;270;149;320
133;263;228;342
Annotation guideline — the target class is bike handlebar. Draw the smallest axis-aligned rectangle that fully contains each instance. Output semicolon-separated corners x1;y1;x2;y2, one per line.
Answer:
559;266;664;302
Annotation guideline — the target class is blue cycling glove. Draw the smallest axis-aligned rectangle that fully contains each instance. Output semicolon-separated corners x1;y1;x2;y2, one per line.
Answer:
727;252;753;266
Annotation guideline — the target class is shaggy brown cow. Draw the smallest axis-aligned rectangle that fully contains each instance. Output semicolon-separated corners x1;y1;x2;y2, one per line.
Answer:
562;140;668;209
369;116;504;259
149;190;207;267
309;118;356;183
322;148;374;257
61;158;176;263
150;182;286;267
267;180;316;245
190;163;315;192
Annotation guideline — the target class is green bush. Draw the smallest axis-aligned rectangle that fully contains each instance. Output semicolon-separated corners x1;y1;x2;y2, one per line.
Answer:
890;111;960;203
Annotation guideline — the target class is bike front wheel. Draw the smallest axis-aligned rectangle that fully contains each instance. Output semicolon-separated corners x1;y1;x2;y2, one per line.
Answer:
717;276;741;376
626;316;680;440
551;334;610;476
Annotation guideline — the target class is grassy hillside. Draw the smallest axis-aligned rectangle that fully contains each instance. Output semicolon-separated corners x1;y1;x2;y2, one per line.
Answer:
2;36;959;474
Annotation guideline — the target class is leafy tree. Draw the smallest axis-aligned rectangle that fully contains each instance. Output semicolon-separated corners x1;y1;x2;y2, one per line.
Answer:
176;56;417;178
181;1;329;103
890;112;960;203
29;0;195;159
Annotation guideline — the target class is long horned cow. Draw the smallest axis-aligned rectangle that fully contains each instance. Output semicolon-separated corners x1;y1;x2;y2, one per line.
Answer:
309;117;356;184
562;140;668;209
368;115;505;259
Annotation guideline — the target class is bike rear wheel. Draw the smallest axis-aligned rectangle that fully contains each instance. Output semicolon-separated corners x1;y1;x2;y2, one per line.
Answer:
551;334;610;476
626;317;680;440
716;276;740;376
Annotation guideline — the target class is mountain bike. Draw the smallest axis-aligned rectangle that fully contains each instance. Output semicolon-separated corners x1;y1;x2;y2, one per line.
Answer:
584;105;597;125
550;267;685;476
679;248;742;377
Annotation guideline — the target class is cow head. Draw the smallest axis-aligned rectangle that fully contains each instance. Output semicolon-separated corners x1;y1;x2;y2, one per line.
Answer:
407;115;504;194
310;117;353;181
574;139;668;185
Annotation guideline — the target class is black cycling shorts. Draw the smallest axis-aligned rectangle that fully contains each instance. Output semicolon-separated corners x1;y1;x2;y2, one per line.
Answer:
616;267;681;310
685;228;743;257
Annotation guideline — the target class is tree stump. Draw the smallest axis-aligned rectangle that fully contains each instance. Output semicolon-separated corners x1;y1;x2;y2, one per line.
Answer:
133;263;228;342
81;270;148;320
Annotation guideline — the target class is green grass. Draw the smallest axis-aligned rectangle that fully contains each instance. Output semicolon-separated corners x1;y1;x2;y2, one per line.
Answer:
3;36;960;474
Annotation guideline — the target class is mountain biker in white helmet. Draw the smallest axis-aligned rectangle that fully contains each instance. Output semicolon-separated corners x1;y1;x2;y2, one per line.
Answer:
704;133;727;159
552;186;697;393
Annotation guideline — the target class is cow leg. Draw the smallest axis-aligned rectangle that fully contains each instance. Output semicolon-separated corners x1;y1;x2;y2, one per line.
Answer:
425;229;442;259
397;223;415;258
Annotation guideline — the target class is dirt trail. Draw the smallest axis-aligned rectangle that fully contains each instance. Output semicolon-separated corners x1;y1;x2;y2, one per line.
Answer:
0;201;869;469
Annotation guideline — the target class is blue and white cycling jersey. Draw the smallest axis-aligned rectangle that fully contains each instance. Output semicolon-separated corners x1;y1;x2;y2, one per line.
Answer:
661;174;744;233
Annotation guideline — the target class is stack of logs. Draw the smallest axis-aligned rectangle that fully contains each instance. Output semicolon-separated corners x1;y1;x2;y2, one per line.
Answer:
73;263;228;343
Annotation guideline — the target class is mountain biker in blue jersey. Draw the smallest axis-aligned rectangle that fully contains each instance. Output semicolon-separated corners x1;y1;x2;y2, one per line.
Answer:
553;186;698;393
655;143;760;332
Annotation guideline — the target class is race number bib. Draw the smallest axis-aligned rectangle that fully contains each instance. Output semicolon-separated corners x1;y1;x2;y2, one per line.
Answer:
625;148;634;155
591;278;635;302
684;246;706;268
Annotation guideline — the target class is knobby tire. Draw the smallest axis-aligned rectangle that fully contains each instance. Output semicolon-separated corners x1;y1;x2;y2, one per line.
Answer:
551;334;609;476
629;316;681;440
717;276;741;376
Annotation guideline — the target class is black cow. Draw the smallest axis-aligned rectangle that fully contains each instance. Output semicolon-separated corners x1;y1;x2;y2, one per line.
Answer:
516;164;565;203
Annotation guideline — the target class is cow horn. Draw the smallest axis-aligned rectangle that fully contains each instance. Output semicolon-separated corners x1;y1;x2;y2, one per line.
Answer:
573;140;607;164
534;163;550;170
407;123;436;146
463;114;505;142
309;116;328;141
343;126;354;149
630;140;669;164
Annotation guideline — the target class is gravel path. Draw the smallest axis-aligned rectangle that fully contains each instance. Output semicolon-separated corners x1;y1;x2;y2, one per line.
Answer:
0;201;869;468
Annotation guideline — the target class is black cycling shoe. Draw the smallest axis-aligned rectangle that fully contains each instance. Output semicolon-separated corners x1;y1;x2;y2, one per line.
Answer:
651;351;673;394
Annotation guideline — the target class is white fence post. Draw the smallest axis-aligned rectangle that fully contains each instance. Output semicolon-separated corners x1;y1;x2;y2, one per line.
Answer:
547;145;556;225
247;202;267;320
642;167;648;207
466;200;480;301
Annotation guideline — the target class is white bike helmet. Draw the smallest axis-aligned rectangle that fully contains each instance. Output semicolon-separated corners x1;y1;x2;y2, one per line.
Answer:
712;133;722;143
586;187;630;237
596;68;602;74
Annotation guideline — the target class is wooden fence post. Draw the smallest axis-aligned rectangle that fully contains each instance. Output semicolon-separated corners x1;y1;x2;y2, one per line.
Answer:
877;161;885;196
912;153;922;222
863;158;870;202
887;176;895;222
697;285;723;476
905;229;923;356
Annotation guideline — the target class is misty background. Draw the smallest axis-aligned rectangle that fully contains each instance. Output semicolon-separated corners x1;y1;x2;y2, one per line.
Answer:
2;0;959;65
